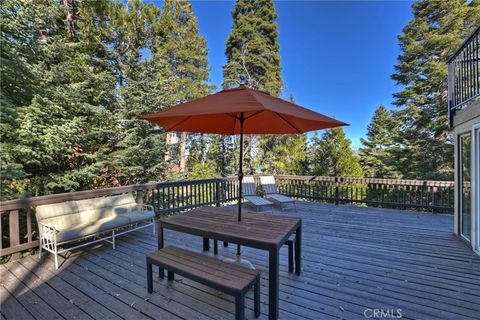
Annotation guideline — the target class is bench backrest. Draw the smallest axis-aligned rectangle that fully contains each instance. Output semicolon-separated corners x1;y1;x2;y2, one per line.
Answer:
242;176;257;196
260;176;277;194
36;193;137;230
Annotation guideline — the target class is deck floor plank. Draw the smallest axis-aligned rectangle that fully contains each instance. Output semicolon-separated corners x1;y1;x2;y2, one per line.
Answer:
2;202;480;320
0;265;64;320
6;260;94;320
16;255;125;320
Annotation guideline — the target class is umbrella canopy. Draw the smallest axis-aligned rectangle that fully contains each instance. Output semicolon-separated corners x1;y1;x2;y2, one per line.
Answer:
139;85;346;134
140;85;347;226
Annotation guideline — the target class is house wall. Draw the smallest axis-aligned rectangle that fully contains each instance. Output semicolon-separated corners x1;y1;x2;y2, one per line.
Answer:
453;103;480;254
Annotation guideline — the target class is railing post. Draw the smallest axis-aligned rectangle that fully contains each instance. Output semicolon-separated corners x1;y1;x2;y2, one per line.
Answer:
215;180;221;207
136;190;144;205
335;177;339;205
9;210;20;260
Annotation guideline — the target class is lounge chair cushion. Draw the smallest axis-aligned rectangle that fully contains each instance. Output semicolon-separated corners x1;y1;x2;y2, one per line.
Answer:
245;195;272;206
259;176;277;194
56;216;131;242
242;176;257;196
267;193;294;203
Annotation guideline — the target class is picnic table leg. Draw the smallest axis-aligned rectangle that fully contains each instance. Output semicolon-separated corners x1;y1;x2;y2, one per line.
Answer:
157;221;164;279
295;224;302;275
268;247;279;320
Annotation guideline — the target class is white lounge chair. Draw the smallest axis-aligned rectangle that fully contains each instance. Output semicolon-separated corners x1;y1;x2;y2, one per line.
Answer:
242;176;272;211
260;176;296;210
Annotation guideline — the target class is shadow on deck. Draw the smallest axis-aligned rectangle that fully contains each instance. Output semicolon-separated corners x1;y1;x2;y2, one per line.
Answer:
1;202;480;320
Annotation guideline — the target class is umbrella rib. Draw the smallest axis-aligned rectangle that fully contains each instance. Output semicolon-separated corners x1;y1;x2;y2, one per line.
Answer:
243;110;263;120
166;116;192;131
275;112;303;134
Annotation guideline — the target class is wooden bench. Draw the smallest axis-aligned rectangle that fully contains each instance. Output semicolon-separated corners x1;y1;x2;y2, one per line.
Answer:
146;246;260;320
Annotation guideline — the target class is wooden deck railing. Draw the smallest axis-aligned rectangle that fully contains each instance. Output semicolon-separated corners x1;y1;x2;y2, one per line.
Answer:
0;177;238;261
0;175;454;260
274;175;454;213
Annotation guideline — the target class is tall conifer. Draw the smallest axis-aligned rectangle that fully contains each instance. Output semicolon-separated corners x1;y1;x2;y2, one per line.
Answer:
310;128;364;178
156;0;212;174
359;105;400;178
391;0;480;179
219;0;295;175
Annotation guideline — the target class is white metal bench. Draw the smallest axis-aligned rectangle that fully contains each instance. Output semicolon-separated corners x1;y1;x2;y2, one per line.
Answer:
36;193;155;269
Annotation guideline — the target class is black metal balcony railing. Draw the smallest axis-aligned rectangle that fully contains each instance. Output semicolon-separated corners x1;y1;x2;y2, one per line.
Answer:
448;25;480;126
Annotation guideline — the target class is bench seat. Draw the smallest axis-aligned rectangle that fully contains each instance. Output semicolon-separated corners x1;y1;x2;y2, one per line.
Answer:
55;216;130;242
147;246;260;320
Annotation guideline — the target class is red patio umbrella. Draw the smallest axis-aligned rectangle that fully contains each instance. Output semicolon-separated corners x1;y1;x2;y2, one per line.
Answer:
140;85;347;222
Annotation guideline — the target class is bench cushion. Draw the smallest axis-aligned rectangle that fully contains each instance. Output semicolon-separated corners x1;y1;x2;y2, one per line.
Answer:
36;201;79;221
125;211;155;224
41;213;82;231
76;193;135;211
37;193;153;243
56;216;131;242
147;246;259;295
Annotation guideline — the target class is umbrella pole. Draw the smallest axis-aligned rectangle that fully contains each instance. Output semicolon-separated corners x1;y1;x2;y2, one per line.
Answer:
237;113;244;256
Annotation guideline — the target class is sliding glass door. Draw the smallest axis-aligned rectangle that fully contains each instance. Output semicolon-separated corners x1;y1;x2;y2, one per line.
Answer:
459;133;472;240
473;126;480;254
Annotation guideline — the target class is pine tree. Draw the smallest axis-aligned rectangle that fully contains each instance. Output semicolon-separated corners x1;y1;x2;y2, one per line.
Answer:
391;0;480;180
222;0;282;95
107;0;175;185
0;0;42;197
1;0;118;197
156;0;212;174
259;134;309;175
219;0;287;175
359;105;400;178
310;128;364;177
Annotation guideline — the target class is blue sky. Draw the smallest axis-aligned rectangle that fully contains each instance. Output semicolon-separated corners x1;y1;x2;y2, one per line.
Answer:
176;1;413;149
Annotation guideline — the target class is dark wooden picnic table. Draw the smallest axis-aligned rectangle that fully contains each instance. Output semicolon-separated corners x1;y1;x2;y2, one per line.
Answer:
157;206;302;320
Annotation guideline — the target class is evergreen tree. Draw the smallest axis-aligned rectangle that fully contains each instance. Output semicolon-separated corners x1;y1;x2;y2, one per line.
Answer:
0;0;42;196
156;0;212;174
259;134;309;175
108;0;174;185
391;0;480;180
0;0;178;197
222;0;282;95
310;128;364;177
1;0;117;197
206;135;237;177
219;0;290;175
359;105;400;178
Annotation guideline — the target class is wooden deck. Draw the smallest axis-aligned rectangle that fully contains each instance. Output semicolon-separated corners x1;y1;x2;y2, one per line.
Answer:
1;202;480;320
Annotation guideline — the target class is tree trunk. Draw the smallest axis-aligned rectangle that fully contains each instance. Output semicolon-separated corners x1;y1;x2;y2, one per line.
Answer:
165;133;171;162
180;132;187;172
